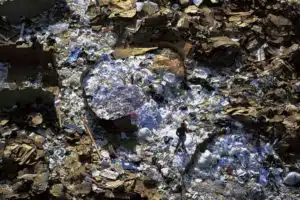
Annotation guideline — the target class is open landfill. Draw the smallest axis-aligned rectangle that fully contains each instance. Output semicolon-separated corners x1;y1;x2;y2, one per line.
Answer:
1;0;300;199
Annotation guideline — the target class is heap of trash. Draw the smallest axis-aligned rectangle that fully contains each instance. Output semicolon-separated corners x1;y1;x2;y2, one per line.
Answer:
1;0;300;199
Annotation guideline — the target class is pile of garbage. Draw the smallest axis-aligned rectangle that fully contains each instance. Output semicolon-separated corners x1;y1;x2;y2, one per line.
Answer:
195;132;282;184
1;0;300;199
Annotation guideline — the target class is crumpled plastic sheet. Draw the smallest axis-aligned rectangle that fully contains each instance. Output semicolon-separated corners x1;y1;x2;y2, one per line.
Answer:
68;47;81;63
71;0;90;24
193;131;282;186
90;84;147;120
48;147;66;169
48;23;69;35
136;100;162;130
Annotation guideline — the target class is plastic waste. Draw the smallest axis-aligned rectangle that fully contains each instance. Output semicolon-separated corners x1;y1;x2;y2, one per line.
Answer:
194;133;282;187
137;127;153;142
136;101;162;130
48;23;69;35
259;169;269;186
100;169;119;180
256;45;267;61
68;47;81;63
270;168;282;186
63;121;84;134
74;0;90;24
163;73;178;84
120;159;139;172
198;150;219;169
136;2;144;12
163;136;173;144
283;172;300;186
192;0;203;6
99;54;111;62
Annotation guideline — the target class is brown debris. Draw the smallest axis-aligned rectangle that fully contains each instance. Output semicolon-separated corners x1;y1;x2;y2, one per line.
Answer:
133;179;161;200
3;137;44;166
82;117;102;162
267;14;292;27
113;47;158;58
152;55;185;76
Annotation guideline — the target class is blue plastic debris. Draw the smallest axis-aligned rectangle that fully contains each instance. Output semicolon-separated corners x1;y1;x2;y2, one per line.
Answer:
273;168;282;186
48;23;69;35
99;54;111;62
196;132;283;186
250;79;260;89
136;101;162;130
217;157;234;168
121;159;139;172
68;47;81;63
112;159;139;172
63;121;84;134
259;169;269;186
192;0;203;6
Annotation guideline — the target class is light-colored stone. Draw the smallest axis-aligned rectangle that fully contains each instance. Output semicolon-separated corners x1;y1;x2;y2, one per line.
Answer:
105;180;124;189
100;169;120;180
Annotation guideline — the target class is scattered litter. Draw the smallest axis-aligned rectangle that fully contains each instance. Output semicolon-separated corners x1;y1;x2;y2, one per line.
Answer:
193;132;282;187
48;23;70;35
1;0;300;199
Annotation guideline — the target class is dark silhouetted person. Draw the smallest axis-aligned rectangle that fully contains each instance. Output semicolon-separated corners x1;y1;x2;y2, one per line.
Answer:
175;121;188;152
